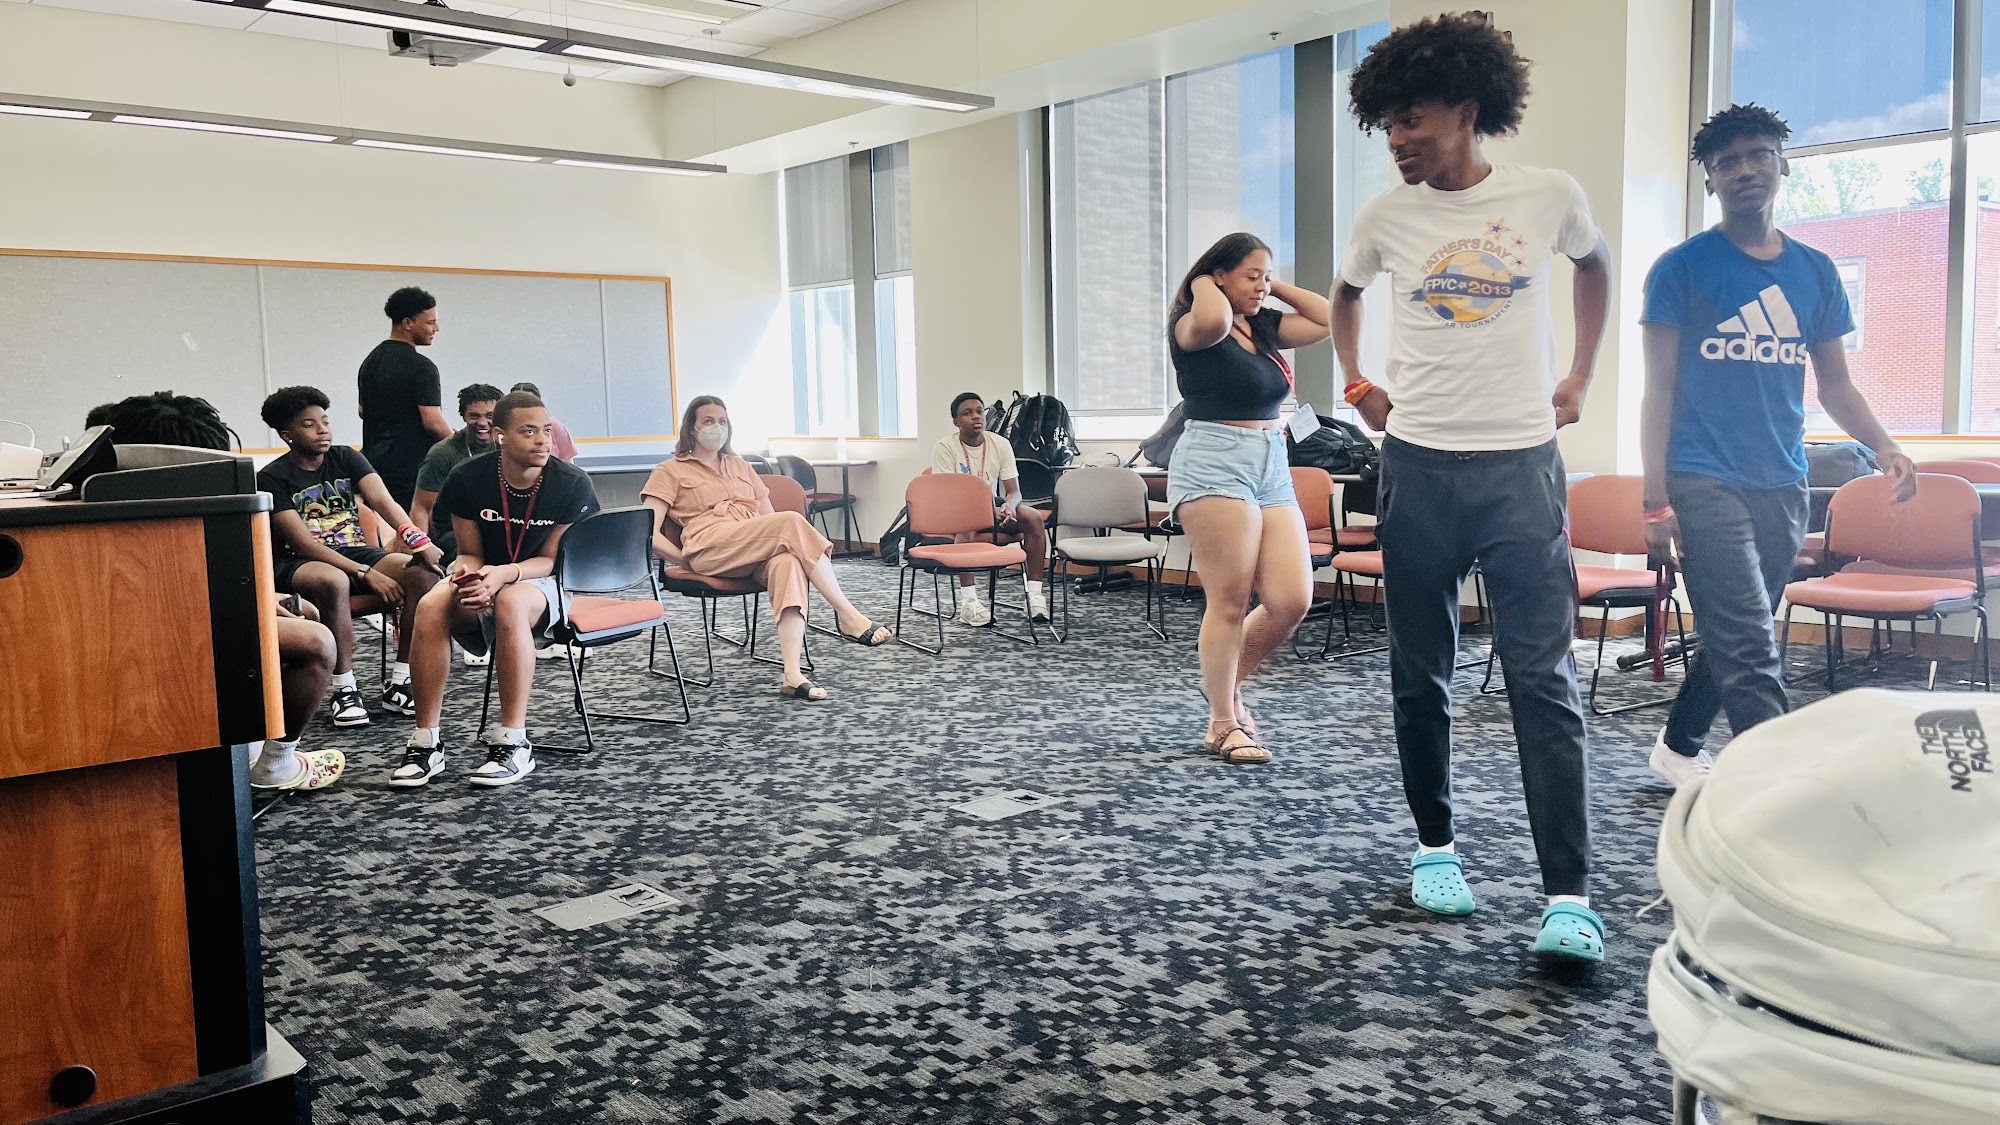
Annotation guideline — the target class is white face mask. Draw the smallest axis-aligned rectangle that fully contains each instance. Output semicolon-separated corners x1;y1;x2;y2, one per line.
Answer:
696;421;729;451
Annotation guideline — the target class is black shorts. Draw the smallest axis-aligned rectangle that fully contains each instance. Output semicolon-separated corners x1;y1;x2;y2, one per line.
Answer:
274;545;390;593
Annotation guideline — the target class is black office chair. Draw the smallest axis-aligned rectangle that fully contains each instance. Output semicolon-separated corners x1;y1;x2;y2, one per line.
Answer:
775;454;857;546
1015;457;1056;505
476;506;690;753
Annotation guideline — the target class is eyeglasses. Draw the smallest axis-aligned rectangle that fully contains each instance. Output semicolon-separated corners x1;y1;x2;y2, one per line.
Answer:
1711;147;1781;174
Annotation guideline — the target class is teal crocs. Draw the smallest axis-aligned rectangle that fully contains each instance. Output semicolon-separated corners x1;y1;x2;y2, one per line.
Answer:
1409;849;1476;916
1533;901;1606;962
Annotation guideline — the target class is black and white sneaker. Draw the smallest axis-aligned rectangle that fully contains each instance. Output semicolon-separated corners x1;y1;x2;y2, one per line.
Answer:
380;681;416;717
468;738;535;787
388;741;445;787
327;687;370;727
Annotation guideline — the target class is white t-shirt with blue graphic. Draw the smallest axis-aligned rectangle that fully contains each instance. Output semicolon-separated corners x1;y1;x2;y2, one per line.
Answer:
1641;229;1854;489
1340;163;1601;452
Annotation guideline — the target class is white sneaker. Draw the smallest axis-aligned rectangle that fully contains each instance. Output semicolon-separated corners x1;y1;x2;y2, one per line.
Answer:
469;736;536;787
462;647;490;667
1649;729;1713;789
1026;583;1050;623
955;593;992;627
389;740;446;788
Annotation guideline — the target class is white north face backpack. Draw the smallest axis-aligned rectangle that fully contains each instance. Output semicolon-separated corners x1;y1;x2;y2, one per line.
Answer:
1648;689;2000;1125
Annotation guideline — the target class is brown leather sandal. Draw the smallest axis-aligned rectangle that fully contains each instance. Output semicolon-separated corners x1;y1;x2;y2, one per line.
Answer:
1202;724;1270;764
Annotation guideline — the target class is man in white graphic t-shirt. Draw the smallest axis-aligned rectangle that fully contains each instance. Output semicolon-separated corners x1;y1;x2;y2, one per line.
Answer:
1331;12;1614;964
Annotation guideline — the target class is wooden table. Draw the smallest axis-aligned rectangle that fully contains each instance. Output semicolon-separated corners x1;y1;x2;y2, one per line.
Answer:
0;492;309;1125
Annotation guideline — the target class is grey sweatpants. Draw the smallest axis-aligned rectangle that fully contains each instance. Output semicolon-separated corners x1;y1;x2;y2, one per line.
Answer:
1661;471;1808;756
1377;435;1592;897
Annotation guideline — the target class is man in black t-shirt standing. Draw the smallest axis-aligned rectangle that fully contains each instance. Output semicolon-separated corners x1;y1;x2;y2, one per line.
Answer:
391;391;599;789
358;286;453;508
258;386;445;727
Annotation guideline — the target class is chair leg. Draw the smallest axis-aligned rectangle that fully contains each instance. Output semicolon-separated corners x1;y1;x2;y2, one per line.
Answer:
1928;614;1944;691
476;651;496;734
543;627;694;755
893;565;944;656
1825;614;1842;692
644;624;696;724
1146;558;1167;642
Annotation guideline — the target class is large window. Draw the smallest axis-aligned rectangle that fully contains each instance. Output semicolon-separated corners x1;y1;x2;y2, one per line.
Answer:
1050;80;1167;417
872;141;918;438
784;155;857;436
1718;0;2000;432
781;142;917;437
1050;30;1388;432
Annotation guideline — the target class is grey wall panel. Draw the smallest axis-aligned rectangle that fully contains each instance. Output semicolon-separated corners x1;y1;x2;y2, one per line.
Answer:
0;255;266;450
600;279;678;437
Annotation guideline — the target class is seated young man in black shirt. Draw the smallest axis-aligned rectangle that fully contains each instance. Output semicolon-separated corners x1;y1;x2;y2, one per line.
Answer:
98;391;347;791
391;390;599;789
258;386;444;727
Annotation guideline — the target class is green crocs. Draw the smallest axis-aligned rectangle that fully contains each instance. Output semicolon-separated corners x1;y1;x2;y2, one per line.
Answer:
1533;901;1606;962
1409;849;1476;916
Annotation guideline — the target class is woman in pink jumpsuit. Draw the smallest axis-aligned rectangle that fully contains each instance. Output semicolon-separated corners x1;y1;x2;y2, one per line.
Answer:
641;396;891;700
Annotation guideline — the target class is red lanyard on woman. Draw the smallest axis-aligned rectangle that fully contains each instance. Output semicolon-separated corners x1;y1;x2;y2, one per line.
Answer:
497;457;542;563
1233;320;1294;388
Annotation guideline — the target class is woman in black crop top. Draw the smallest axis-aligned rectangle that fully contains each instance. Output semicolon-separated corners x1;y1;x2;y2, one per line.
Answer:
1164;232;1330;764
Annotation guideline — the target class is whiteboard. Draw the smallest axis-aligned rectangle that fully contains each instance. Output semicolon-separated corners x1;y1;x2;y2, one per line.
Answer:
0;251;677;451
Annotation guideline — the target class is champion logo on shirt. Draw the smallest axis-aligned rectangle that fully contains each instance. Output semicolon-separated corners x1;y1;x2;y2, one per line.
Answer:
1700;285;1809;365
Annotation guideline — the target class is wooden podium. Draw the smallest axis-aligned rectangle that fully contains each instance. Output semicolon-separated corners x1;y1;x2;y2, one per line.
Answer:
0;493;310;1125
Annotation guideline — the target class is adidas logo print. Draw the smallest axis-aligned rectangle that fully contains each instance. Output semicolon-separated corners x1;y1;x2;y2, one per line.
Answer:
1700;284;1808;364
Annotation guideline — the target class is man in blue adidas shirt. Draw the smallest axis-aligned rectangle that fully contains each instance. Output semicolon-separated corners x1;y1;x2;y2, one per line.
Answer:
1640;104;1914;788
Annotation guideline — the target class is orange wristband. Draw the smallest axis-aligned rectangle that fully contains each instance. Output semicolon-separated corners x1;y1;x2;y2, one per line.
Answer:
1343;379;1377;407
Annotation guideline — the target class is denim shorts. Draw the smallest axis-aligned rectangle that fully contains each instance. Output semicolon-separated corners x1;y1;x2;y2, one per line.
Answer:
1166;419;1295;513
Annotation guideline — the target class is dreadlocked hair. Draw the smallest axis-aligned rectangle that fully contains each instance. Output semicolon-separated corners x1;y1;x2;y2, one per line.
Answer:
102;391;240;452
1346;12;1531;137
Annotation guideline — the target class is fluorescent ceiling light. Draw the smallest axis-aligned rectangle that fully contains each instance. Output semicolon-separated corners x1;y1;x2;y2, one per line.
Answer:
0;88;726;173
559;44;984;111
552;158;712;175
112;114;337;141
353;138;540;161
0;103;91;119
264;0;548;48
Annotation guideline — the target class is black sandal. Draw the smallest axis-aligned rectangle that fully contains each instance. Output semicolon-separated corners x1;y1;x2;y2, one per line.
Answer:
839;619;892;647
780;680;827;701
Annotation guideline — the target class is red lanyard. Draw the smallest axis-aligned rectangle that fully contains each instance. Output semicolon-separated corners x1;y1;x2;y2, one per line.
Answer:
1234;322;1294;388
958;439;987;479
497;458;542;563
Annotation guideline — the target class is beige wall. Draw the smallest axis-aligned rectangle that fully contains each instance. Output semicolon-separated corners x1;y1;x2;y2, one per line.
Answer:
0;1;791;450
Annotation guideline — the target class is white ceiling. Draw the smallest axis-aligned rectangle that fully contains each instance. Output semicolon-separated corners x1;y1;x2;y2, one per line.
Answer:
16;0;911;86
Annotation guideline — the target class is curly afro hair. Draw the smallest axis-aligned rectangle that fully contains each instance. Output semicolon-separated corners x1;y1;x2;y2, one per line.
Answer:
1691;103;1790;167
1347;12;1531;137
260;385;331;432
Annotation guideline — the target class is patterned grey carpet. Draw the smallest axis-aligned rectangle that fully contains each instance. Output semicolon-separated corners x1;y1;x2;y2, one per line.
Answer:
251;562;1909;1125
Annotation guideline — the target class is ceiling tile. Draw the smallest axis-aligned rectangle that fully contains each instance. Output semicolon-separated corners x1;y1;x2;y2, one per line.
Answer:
31;0;261;28
683;35;762;55
718;5;832;38
552;11;698;44
560;5;713;39
776;0;902;20
478;51;614;77
597;64;678;85
244;10;349;42
450;0;523;17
